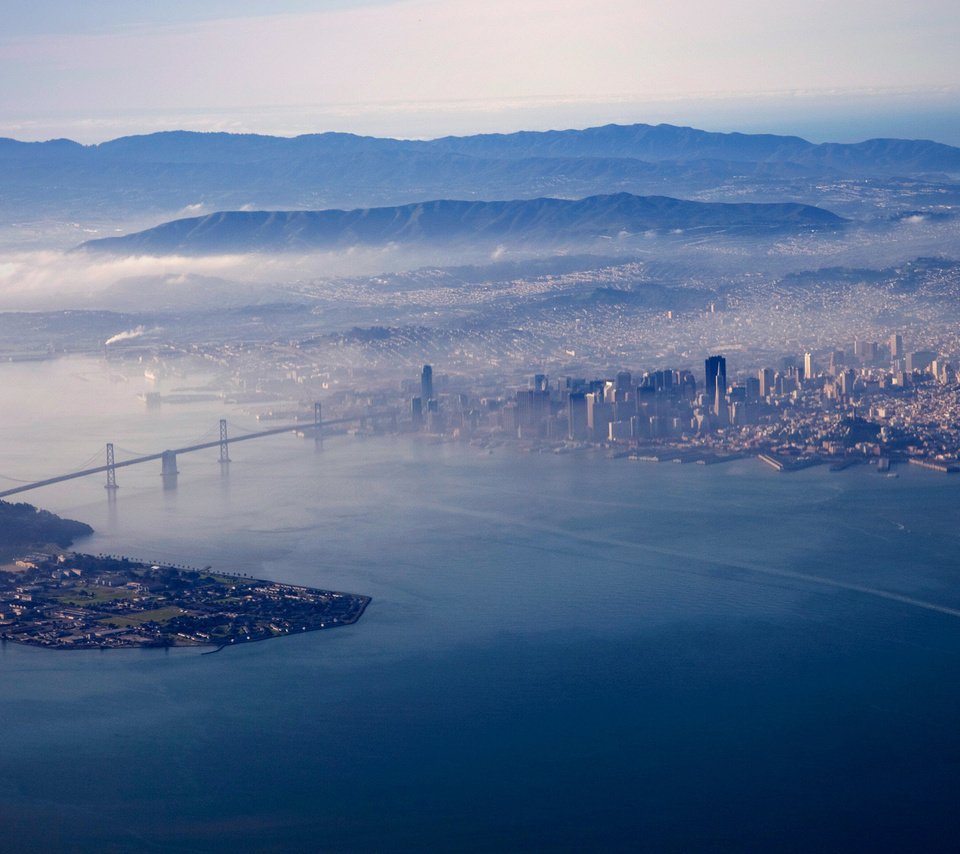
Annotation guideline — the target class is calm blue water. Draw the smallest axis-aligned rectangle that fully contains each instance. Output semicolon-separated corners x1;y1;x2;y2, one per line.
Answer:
2;359;960;851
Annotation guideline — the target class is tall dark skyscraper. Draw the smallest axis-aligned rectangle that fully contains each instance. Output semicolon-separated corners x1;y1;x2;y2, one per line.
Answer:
758;367;775;398
704;355;726;408
890;333;904;360
567;392;588;440
421;364;434;402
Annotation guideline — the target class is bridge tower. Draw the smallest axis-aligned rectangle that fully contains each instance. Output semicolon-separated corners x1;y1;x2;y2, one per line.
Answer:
105;443;118;490
219;419;230;464
161;450;178;477
161;450;178;491
314;402;323;448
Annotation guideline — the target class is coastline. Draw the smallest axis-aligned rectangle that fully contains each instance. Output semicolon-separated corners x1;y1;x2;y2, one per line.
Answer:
0;553;372;652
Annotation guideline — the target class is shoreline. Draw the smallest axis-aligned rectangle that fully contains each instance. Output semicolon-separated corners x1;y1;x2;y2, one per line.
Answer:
0;553;372;653
2;595;374;654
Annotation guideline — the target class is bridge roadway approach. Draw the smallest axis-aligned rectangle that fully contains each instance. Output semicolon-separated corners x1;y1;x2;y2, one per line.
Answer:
0;413;388;500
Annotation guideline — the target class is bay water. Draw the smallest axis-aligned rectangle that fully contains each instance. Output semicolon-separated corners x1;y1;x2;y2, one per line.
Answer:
1;358;960;851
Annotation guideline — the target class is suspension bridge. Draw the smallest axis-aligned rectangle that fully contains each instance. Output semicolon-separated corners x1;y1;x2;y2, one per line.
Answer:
0;403;397;499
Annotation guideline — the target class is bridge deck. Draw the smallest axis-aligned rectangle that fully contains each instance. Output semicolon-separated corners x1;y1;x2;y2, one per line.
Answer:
0;414;388;499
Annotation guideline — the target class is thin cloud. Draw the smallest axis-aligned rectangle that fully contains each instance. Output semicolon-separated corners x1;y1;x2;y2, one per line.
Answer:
2;0;958;141
0;243;493;310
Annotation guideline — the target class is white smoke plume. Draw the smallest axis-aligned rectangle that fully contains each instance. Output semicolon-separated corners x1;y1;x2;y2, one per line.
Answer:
104;325;150;345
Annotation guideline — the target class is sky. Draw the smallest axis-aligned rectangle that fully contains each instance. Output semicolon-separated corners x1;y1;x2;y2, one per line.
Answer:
2;0;960;144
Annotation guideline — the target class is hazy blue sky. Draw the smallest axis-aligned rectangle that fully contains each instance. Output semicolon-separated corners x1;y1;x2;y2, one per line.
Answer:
3;0;959;143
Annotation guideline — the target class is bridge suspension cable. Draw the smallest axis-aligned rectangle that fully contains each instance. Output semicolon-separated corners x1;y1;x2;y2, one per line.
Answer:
0;405;400;501
0;473;39;484
0;446;109;485
224;419;272;437
115;423;222;460
69;448;109;473
115;446;152;459
191;424;220;443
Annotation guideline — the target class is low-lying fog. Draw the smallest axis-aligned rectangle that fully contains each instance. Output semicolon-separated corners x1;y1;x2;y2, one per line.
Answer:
0;215;957;314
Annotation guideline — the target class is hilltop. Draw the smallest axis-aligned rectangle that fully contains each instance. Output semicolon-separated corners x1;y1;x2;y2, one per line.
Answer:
0;500;93;555
77;192;846;256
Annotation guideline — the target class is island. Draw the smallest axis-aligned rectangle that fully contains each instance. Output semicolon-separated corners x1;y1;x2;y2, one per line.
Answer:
0;552;371;650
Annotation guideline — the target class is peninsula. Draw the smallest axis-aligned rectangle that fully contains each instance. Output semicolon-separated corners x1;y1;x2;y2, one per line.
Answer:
0;499;93;557
0;552;370;650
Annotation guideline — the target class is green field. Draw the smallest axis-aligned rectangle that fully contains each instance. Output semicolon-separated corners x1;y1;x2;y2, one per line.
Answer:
98;606;186;628
57;585;135;605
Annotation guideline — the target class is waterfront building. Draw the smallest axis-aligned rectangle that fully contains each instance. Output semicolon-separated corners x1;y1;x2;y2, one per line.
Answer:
705;355;726;409
426;409;445;434
839;369;856;398
516;388;551;437
421;364;434;403
567;393;588;440
586;393;613;441
890;333;904;360
608;420;632;442
906;351;936;373
713;381;729;423
677;370;697;400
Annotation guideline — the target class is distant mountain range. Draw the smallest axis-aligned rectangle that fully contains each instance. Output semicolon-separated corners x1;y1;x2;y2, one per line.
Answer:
3;122;959;227
7;122;960;171
77;193;846;255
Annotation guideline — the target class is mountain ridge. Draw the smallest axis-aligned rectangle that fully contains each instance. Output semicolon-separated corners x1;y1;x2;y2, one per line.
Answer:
5;122;960;172
5;121;956;233
77;192;847;256
5;122;960;167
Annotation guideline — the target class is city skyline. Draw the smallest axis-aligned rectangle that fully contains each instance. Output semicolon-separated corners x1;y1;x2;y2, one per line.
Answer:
3;3;960;847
